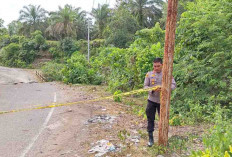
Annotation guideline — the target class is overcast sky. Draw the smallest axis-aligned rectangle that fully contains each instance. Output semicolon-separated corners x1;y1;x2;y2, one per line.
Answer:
0;0;116;27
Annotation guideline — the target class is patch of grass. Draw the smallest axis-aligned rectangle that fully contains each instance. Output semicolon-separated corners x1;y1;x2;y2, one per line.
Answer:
117;129;130;143
138;130;147;139
168;135;189;155
148;143;167;156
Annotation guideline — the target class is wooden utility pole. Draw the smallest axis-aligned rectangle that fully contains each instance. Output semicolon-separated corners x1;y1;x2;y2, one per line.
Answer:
158;0;178;146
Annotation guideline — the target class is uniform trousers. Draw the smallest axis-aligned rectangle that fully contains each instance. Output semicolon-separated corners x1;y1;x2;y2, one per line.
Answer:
146;99;160;132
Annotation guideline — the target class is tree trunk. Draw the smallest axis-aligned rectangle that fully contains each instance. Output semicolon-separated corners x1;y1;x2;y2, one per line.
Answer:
158;0;178;146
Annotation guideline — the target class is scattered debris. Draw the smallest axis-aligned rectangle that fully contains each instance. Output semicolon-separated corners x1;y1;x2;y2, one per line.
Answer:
87;115;116;124
88;139;117;157
28;81;38;84
129;136;140;144
67;108;72;112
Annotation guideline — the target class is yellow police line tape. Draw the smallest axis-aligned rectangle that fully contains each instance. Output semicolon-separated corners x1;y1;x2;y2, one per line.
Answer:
0;86;161;115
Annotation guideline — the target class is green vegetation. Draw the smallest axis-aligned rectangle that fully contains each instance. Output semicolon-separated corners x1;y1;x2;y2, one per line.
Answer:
0;0;231;155
191;106;232;156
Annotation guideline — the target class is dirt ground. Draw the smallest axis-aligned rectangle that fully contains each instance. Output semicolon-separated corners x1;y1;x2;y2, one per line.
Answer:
27;83;207;157
0;66;207;157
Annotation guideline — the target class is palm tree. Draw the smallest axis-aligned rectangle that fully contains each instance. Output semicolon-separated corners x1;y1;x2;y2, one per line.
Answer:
73;8;88;40
47;4;85;40
91;4;111;38
129;0;163;28
19;5;47;34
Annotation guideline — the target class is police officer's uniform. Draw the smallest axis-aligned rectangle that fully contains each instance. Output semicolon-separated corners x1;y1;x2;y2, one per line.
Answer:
144;71;176;132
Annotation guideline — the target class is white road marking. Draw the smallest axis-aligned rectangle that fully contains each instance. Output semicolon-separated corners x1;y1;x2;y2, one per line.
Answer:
20;92;56;157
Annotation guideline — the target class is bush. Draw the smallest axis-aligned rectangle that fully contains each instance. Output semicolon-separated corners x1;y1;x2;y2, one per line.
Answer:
191;107;232;156
113;90;122;102
31;30;43;38
60;37;78;56
0;40;38;67
34;34;45;45
19;50;36;64
39;43;49;51
171;0;232;122
75;39;87;55
75;39;105;57
10;35;25;44
47;40;59;47
62;52;102;85
0;43;27;67
41;62;65;81
48;47;64;59
0;35;10;48
90;23;165;92
22;40;39;51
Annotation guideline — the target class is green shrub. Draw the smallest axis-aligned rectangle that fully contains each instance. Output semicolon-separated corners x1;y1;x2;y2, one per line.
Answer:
91;23;165;92
10;35;25;44
39;43;49;51
191;107;232;156
172;0;232;123
48;47;64;59
75;39;105;57
47;40;59;47
0;35;10;48
19;50;36;64
41;62;65;81
0;43;27;67
0;40;38;67
62;52;102;85
113;90;122;102
31;30;43;38
22;40;39;51
60;37;78;56
75;39;87;55
34;34;45;45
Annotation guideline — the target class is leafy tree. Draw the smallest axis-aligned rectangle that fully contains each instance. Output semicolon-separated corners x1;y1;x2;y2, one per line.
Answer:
104;7;140;48
160;0;195;28
19;5;48;35
0;19;7;36
7;21;23;36
172;0;232;118
129;0;163;28
91;4;111;38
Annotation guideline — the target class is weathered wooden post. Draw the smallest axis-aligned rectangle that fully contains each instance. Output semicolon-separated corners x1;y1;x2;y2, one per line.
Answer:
158;0;178;146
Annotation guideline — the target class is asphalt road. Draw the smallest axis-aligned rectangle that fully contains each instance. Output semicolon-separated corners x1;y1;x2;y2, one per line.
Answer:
0;66;58;157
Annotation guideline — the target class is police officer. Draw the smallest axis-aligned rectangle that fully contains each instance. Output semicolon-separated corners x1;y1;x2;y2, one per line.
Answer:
144;58;176;147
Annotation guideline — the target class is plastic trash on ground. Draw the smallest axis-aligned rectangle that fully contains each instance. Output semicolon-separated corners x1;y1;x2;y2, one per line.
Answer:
88;139;117;157
86;115;116;124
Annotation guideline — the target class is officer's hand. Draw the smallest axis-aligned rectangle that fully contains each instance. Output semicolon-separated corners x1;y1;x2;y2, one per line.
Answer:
153;87;161;92
156;87;162;92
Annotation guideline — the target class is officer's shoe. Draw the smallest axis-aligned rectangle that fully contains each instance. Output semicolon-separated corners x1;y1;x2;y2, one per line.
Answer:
147;132;154;147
